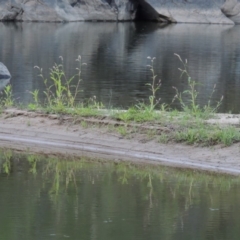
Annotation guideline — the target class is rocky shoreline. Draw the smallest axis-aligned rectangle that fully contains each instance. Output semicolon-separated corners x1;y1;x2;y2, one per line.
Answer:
0;0;239;24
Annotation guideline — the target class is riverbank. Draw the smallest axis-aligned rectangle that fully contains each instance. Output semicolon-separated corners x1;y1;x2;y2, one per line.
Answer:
0;108;240;175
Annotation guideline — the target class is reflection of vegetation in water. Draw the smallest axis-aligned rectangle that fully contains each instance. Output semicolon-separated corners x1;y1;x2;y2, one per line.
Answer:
27;154;38;175
115;162;240;208
42;158;81;195
1;152;239;191
2;150;12;174
1;149;240;195
1;149;240;239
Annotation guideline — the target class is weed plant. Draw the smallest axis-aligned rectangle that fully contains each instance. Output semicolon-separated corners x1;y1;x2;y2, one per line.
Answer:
33;56;84;112
144;56;161;111
0;85;14;108
173;53;223;119
31;56;103;116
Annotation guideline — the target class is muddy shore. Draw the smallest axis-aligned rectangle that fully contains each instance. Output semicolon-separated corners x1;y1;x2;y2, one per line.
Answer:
0;109;239;175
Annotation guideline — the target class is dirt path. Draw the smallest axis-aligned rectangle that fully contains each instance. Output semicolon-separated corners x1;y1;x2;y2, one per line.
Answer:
0;109;239;175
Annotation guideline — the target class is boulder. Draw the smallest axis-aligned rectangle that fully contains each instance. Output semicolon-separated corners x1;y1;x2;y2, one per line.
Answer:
143;0;234;24
0;62;11;81
0;0;126;22
221;0;240;23
0;0;236;24
0;62;11;92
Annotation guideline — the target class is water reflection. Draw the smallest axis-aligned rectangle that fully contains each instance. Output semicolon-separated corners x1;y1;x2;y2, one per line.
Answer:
0;22;240;112
1;151;240;240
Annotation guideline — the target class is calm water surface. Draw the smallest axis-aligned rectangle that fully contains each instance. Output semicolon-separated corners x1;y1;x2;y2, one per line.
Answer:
1;153;240;240
0;22;240;112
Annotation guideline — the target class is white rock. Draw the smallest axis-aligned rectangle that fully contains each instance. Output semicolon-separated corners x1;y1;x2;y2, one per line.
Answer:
0;62;11;80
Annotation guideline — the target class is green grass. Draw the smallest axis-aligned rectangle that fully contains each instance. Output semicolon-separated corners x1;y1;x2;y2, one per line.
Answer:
112;106;162;123
158;133;168;144
174;125;240;146
116;126;128;136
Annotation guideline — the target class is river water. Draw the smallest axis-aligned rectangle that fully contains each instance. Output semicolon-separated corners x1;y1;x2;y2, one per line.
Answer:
1;153;240;240
0;22;240;112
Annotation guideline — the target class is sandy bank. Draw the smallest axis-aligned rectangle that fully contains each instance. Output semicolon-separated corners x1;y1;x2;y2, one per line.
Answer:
0;109;239;175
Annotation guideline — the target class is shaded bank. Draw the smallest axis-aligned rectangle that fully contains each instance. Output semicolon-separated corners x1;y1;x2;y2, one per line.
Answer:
0;0;237;24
